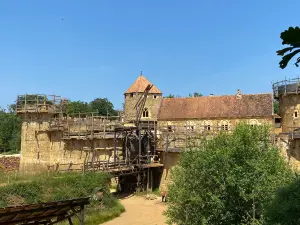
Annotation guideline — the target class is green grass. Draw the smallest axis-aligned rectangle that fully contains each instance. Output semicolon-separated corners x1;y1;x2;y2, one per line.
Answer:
0;172;125;224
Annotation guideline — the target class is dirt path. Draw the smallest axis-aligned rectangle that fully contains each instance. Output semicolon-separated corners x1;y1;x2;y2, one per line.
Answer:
102;195;167;225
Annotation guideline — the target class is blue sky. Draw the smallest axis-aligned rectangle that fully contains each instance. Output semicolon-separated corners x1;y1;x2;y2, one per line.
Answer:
0;0;299;109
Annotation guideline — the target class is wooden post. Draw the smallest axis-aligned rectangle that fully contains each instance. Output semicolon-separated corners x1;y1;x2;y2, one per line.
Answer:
138;124;141;166
114;130;117;164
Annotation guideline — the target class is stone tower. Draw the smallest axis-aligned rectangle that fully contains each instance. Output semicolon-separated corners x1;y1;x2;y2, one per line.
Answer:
273;78;300;132
124;74;163;123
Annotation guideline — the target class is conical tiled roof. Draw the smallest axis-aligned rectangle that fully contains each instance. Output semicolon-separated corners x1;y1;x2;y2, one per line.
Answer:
125;75;162;94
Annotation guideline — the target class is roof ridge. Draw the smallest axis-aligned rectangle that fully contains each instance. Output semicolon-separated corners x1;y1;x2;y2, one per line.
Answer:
163;93;272;100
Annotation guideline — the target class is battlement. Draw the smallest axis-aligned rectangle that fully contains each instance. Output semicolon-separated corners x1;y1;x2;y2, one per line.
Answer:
16;94;67;114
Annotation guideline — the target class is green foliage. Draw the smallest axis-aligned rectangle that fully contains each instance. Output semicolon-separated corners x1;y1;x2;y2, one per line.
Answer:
189;92;203;97
0;172;111;206
165;124;293;225
0;109;21;153
264;177;300;225
274;100;279;114
66;101;92;114
0;172;124;224
90;98;118;116
165;94;175;98
277;26;300;69
66;98;117;116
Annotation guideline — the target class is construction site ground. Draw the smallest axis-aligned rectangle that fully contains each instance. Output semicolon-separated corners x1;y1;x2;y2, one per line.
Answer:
102;195;167;225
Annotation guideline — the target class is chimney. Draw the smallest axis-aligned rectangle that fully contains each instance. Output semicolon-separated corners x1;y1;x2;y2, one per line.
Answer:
236;89;242;99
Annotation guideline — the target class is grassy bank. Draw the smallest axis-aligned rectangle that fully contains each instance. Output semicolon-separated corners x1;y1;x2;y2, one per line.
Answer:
0;172;125;224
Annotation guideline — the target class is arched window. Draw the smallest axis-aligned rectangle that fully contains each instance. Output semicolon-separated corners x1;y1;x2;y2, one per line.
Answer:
203;120;212;131
142;108;149;118
249;119;260;127
219;120;229;131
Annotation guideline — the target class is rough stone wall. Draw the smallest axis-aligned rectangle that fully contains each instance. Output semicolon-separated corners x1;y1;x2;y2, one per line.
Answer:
158;117;273;132
277;136;300;172
124;93;162;122
159;152;180;191
19;114;52;172
19;113;122;173
278;94;300;132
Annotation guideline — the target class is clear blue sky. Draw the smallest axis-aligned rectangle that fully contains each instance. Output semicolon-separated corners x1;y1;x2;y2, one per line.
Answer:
0;0;299;109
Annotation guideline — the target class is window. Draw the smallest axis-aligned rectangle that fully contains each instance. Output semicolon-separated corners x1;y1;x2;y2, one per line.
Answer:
142;108;149;118
130;93;134;97
168;126;173;132
205;125;211;131
219;121;229;131
221;124;228;131
184;126;195;131
249;119;260;127
294;111;298;118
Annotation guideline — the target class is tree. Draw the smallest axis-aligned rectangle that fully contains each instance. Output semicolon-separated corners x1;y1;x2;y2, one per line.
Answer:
90;98;117;116
189;92;203;97
66;101;92;114
264;177;300;225
165;124;293;225
0;109;21;153
277;26;300;69
165;94;175;98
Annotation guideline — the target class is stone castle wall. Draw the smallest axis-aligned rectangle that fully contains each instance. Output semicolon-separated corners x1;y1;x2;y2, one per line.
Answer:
19;114;121;173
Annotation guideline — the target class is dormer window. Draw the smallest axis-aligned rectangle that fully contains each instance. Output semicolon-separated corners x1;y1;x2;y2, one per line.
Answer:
142;108;149;118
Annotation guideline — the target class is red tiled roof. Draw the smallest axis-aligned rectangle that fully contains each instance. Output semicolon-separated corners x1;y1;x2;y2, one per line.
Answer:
125;75;162;94
158;94;273;120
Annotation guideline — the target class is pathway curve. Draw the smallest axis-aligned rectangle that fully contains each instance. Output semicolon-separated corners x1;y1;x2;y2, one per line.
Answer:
102;195;167;225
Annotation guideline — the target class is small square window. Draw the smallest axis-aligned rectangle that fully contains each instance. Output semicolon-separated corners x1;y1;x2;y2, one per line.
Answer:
130;93;134;97
206;125;211;131
295;111;298;118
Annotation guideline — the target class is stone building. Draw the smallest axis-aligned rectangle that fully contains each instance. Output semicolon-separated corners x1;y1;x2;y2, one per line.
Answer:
123;75;275;190
16;95;122;173
124;74;162;123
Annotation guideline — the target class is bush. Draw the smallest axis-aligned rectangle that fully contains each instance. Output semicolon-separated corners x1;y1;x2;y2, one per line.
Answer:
0;172;124;224
165;124;294;225
264;177;300;225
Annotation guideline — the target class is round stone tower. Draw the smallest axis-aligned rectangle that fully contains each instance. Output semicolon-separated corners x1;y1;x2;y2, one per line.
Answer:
273;77;300;132
124;74;162;123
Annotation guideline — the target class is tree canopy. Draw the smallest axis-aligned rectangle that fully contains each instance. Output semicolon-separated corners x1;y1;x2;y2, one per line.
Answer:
165;124;293;225
189;92;203;97
0;108;21;153
277;26;300;69
66;98;118;116
264;177;300;225
90;98;118;116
